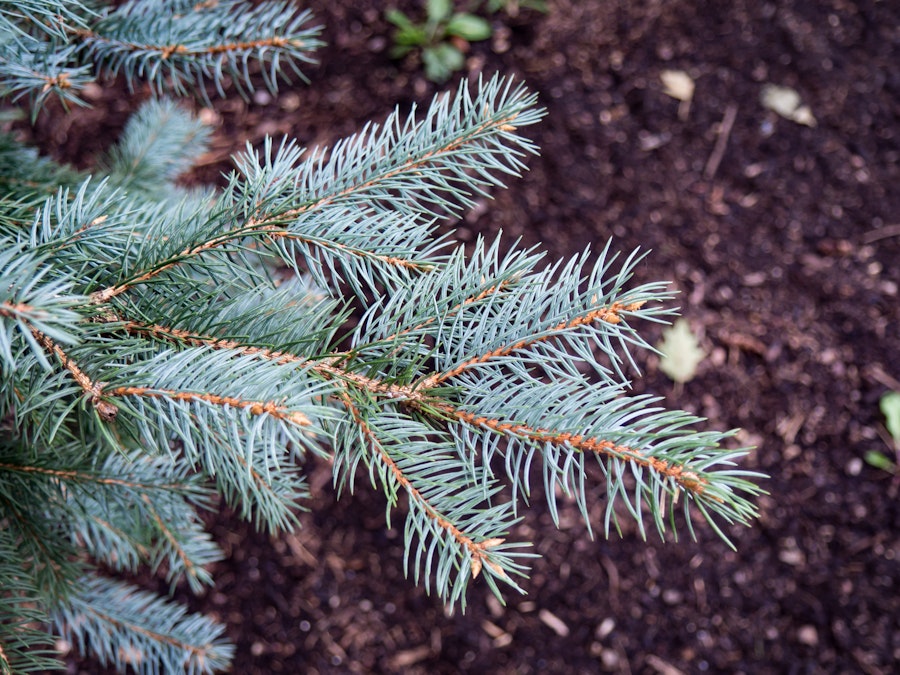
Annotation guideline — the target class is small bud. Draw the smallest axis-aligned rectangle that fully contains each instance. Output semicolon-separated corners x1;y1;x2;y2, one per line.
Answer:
288;411;312;426
470;557;483;579
95;400;119;422
486;561;509;579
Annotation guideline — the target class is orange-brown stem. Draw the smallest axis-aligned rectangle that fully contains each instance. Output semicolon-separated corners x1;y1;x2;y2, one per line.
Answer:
107;386;311;426
71;29;312;59
441;405;709;496
266;112;520;226
335;389;491;574
113;317;706;494
142;494;198;579
89;226;268;303
80;606;215;659
0;301;36;318
279;232;431;271
434;300;647;384
106;315;706;497
0;463;184;491
31;329;119;420
89;221;427;303
115;318;430;403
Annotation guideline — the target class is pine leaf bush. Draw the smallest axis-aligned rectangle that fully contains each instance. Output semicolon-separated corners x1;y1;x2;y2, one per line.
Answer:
0;1;765;672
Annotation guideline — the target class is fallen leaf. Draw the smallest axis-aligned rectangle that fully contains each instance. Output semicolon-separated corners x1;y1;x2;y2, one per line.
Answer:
657;319;705;383
761;83;816;126
660;70;695;102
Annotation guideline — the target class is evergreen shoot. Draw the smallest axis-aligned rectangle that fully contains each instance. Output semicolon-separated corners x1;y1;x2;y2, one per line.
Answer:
0;1;765;672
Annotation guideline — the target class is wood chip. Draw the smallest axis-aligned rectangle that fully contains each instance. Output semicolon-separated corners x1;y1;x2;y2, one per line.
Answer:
646;654;686;675
388;645;432;668
538;608;570;636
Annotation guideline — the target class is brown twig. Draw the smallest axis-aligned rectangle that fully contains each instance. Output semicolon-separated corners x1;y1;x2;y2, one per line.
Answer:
112;317;430;403
0;463;183;491
31;330;119;421
106;386;311;426
704;103;738;180
862;223;900;244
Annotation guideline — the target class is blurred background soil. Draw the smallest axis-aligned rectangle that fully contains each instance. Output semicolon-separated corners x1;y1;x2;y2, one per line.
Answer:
29;1;899;673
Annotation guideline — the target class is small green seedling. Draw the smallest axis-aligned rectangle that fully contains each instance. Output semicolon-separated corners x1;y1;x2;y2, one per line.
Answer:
657;318;705;384
879;391;900;446
865;392;900;474
864;450;896;473
387;0;492;82
483;0;548;14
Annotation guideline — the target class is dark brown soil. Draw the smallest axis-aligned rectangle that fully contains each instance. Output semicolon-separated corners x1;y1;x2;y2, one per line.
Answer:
30;1;899;673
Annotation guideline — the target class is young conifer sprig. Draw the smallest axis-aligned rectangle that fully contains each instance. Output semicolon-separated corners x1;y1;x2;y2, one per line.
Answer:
0;527;63;674
1;0;92;40
53;576;234;674
328;236;762;595
0;0;322;109
223;75;544;296
79;0;323;99
0;39;93;114
0;2;765;670
0;244;83;370
100;97;213;196
0;449;220;593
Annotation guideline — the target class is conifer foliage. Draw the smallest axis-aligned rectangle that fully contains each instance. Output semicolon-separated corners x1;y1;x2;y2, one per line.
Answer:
0;1;764;672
